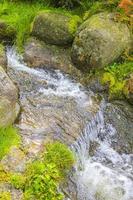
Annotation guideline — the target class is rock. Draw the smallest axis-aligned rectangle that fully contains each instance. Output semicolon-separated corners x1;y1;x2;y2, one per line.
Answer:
0;44;7;70
71;12;132;71
104;100;133;154
31;11;82;46
125;74;133;104
1;147;27;173
0;66;20;127
0;20;16;41
24;38;81;76
7;62;101;156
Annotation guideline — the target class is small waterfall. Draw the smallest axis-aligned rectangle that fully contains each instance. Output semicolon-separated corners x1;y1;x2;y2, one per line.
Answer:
72;105;133;200
6;47;133;200
7;47;91;105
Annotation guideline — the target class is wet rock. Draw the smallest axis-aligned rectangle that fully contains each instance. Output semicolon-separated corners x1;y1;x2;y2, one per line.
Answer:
125;74;133;104
1;147;27;173
31;11;82;46
0;20;16;41
71;12;132;71
24;38;81;76
0;66;20;127
0;44;7;70
104;100;133;154
7;59;101;156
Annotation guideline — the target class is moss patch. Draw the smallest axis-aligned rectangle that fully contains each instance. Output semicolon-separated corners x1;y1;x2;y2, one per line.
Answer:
0;126;21;160
68;15;82;35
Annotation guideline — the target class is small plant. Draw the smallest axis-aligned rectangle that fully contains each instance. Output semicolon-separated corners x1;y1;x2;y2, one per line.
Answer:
11;173;26;190
102;62;133;98
11;141;74;200
0;126;21;160
44;141;75;178
24;162;64;200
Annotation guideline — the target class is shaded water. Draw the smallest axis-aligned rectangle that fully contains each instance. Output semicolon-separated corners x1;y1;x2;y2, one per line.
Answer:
7;48;133;200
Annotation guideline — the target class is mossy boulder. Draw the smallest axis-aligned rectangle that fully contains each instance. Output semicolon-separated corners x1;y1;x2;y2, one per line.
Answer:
0;44;7;70
31;11;82;46
71;12;132;71
0;20;16;41
125;74;133;104
0;67;20;127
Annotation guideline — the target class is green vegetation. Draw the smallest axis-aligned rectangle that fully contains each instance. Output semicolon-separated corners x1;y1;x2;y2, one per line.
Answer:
0;192;11;200
102;62;133;98
0;126;21;160
43;142;75;178
0;0;129;51
0;164;11;183
68;15;82;35
0;1;49;51
11;141;74;200
24;162;64;200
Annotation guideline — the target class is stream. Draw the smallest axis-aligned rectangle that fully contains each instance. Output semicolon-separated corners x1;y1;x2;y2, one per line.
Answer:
7;47;133;200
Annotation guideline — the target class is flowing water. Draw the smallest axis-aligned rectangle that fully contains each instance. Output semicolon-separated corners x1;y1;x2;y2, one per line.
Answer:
7;48;133;200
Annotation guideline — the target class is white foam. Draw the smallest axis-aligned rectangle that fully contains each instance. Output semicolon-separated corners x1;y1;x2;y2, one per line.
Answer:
7;47;90;104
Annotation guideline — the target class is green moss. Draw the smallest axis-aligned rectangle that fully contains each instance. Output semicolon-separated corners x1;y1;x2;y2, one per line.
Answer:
0;126;21;160
68;15;82;35
0;192;11;200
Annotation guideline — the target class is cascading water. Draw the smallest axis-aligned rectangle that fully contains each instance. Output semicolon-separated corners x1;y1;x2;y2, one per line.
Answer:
72;109;133;200
7;48;133;200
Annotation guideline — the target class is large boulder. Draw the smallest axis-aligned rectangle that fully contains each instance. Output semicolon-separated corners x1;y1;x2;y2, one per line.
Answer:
71;12;132;71
0;20;16;41
31;11;82;46
0;67;20;127
24;38;81;76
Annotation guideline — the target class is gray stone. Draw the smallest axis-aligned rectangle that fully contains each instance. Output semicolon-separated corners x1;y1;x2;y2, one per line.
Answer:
71;12;132;71
0;66;20;127
31;11;82;45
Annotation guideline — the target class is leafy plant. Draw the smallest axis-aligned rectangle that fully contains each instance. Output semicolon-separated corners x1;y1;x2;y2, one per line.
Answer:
11;173;26;189
0;126;21;160
11;141;75;200
24;162;64;200
43;141;75;178
102;62;133;98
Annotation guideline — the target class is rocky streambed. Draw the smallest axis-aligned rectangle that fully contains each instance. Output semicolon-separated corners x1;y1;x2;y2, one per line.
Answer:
0;47;132;200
